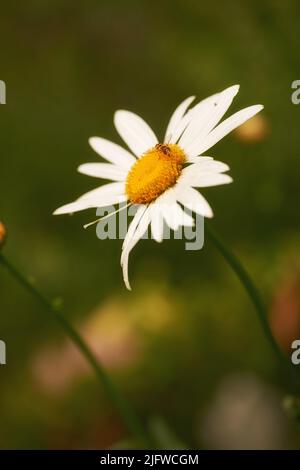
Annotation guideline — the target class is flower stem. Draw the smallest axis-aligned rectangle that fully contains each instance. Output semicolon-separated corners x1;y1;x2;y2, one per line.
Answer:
0;253;152;447
205;223;300;388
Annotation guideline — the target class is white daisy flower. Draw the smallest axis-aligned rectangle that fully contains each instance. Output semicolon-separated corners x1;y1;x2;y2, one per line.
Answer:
54;85;263;290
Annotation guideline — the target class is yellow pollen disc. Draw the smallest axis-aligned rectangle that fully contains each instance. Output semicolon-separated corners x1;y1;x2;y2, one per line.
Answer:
126;143;186;204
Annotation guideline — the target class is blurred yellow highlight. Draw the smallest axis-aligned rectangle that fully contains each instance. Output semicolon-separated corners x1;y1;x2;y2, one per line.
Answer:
234;114;269;143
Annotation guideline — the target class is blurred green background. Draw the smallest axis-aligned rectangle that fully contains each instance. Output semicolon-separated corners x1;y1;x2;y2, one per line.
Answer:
1;0;300;449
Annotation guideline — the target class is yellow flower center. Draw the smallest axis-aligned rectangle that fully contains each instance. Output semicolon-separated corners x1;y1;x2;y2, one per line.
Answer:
126;143;186;204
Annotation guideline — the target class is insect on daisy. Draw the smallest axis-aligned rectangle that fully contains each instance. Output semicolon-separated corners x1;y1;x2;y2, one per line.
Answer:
54;85;263;290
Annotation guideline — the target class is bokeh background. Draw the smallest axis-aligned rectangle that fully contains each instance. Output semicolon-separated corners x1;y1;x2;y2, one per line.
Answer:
1;0;300;449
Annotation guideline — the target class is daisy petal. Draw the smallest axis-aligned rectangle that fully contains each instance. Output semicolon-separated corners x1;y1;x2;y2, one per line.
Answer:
54;182;126;215
159;203;178;231
187;156;214;164
178;95;219;148
150;204;164;243
179;85;239;149
121;206;147;262
114;110;158;157
164;96;195;143
155;189;194;228
199;161;230;173
78;163;127;181
202;84;240;134
174;203;195;227
121;206;150;290
187;104;264;158
159;200;194;230
89;137;136;168
171;91;225;145
180;161;230;187
53;200;96;215
154;187;177;208
78;182;125;201
182;170;233;188
53;192;127;215
176;186;213;218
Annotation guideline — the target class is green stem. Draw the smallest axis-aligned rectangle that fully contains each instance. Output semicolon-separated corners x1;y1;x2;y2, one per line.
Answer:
0;253;151;448
205;223;300;387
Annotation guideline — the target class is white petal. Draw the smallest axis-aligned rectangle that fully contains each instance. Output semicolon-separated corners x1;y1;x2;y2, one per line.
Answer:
78;182;125;201
178;96;218;148
170;92;221;144
168;112;193;145
159;203;178;231
181;170;233;188
78;163;127;181
176;186;213;218
178;87;232;148
164;96;195;143
155;187;177;208
89;137;136;168
53;192;127;215
158;199;194;230
114;110;158;157
173;203;194;227
155;188;194;228
187;156;214;164
187;105;264;158
121;206;146;263
180;161;230;187
53;200;96;215
150;204;164;243
179;85;239;150
121;206;150;290
54;182;126;215
199;161;230;173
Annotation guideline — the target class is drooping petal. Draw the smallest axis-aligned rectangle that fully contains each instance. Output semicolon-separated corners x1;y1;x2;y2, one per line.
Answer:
187;104;264;158
89;137;136;168
150;204;164;243
78;163;128;181
175;185;213;218
121;206;150;290
114;110;158;157
121;206;147;265
179;85;239;150
156;190;194;230
164;96;195;143
162;202;194;230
